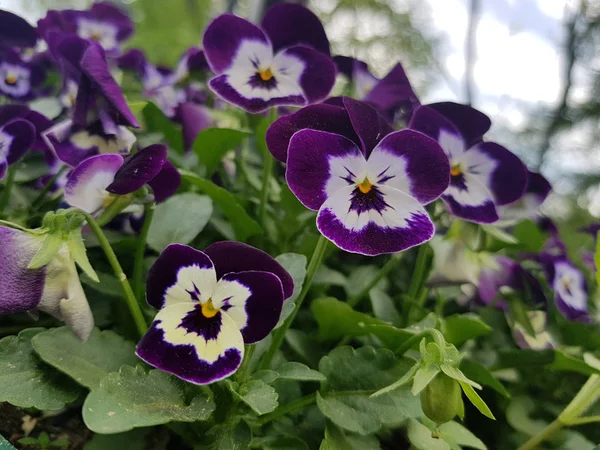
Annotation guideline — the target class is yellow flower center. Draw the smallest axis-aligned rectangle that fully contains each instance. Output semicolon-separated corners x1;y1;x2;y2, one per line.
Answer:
450;165;462;177
259;68;274;81
357;178;373;194
5;75;17;85
91;32;103;42
201;300;219;318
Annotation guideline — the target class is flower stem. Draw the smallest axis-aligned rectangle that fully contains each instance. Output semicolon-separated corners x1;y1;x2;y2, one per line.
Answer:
133;202;155;302
0;165;17;214
84;212;147;337
405;244;430;323
517;374;600;450
258;234;329;371
394;328;446;355
258;152;274;230
347;253;403;308
257;393;317;425
236;344;256;383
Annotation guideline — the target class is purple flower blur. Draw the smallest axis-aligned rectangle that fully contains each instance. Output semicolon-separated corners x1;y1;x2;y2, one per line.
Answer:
136;242;293;384
541;254;589;322
0;48;46;100
0;105;36;179
202;4;336;113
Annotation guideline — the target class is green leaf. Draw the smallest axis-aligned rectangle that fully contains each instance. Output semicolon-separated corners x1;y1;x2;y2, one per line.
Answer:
262;437;309;450
0;329;82;410
319;423;381;450
68;229;99;282
84;429;151;450
83;365;215;433
438;420;487;450
550;351;600;375
147;193;213;252
81;272;122;298
369;289;402;327
28;233;63;269
142;102;183;152
0;435;16;450
232;379;278;416
251;370;279;384
505;396;547;436
407;419;450;450
497;349;600;375
460;360;510;398
275;253;307;328
31;327;138;390
442;314;492;347
277;362;326;382
440;365;481;389
314;266;347;287
371;361;419;397
193;128;250;176
459;382;495;420
512;220;544;252
344;266;388;298
481;225;519;244
317;346;421;435
201;420;252;450
181;172;262;241
412;366;440;395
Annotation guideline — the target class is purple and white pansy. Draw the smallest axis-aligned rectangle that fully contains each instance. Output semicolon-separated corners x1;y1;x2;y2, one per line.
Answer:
0;105;36;179
0;226;94;341
409;103;528;224
64;144;180;213
0;48;46;100
542;255;589;322
283;100;450;255
136;242;294;384
202;4;336;113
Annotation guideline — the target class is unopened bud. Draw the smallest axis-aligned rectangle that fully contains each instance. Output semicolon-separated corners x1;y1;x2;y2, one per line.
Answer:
420;373;462;425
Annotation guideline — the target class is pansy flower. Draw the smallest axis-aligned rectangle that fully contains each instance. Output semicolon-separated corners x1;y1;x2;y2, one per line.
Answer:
0;105;36;179
541;255;589;322
409;103;528;224
511;311;555;350
498;171;552;223
64;144;180;213
136;242;294;384
202;3;335;113
0;48;46;100
0;9;39;49
38;2;134;56
0;226;94;340
284;106;450;255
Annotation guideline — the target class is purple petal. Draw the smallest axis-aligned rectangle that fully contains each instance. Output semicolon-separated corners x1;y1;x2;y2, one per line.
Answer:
64;153;123;213
428;102;491;147
266;103;360;162
204;241;294;300
442;194;498;224
202;14;269;74
316;185;434;256
0;9;38;48
146;244;217;310
2;118;35;165
261;3;330;55
148;160;181;203
408;105;460;144
89;1;134;41
286;129;366;210
476;142;528;206
107;144;167;195
116;48;146;73
333;56;369;80
136;303;243;385
343;97;393;157
367;129;450;205
213;271;284;343
180;103;212;151
548;258;589;322
0;227;45;314
364;63;420;123
281;45;335;104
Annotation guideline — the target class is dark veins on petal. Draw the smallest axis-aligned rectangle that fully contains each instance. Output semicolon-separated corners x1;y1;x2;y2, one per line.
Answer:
178;305;223;341
248;73;277;90
349;185;390;215
450;172;468;190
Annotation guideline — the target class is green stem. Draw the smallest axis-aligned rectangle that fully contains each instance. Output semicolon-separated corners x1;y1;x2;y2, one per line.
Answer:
0;165;17;213
405;244;430;322
30;166;68;212
258;152;274;230
395;328;446;355
347;253;402;308
517;374;600;450
236;344;256;383
84;213;147;337
258;235;329;371
257;393;317;425
133;202;155;301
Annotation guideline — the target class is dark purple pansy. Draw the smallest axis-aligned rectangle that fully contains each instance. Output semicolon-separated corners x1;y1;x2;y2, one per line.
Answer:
478;255;546;310
64;144;178;213
137;243;291;384
0;48;46;100
266;96;393;163
498;170;552;222
38;2;134;55
285;127;449;255
0;226;94;340
409;104;527;224
0;106;36;179
202;4;335;113
0;9;38;49
541;254;589;322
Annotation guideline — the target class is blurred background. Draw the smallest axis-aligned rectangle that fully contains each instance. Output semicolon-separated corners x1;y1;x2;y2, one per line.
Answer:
2;0;598;244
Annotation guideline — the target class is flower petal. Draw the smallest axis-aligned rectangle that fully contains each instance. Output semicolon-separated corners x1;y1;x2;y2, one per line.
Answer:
0;227;45;314
408;105;463;156
180;103;212;151
442;180;498;224
261;3;330;55
279;46;335;104
89;2;134;42
204;241;294;300
107;144;167;195
0;10;38;48
428;102;491;147
212;271;284;343
266;103;360;162
286;129;366;210
316;184;434;256
146;244;217;310
366;129;450;204
148;160;181;203
136;303;244;384
476;142;528;206
202;14;270;74
2;118;35;165
498;171;552;222
550;259;589;322
342;97;393;157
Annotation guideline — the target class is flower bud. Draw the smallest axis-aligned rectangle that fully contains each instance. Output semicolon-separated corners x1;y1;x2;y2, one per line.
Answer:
420;373;462;425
